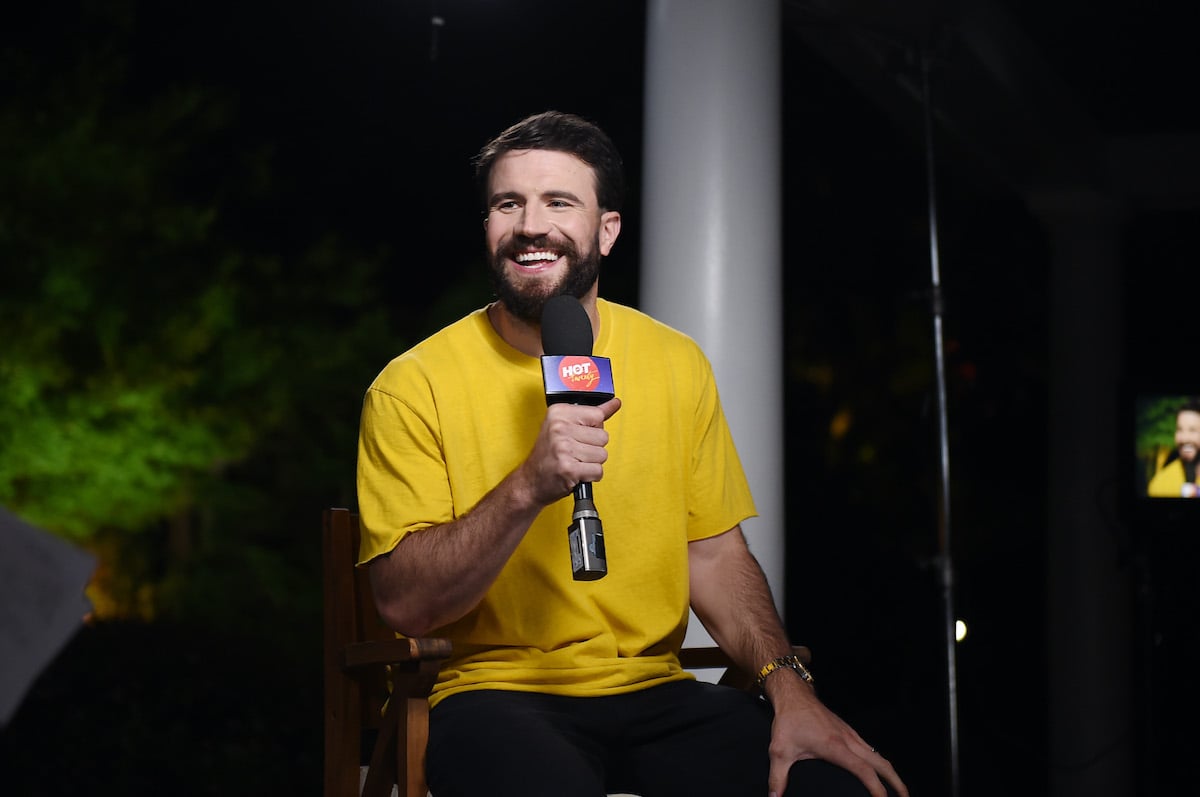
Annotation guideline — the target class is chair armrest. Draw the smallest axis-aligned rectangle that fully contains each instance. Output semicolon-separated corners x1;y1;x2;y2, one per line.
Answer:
343;636;452;671
679;645;812;691
679;645;810;669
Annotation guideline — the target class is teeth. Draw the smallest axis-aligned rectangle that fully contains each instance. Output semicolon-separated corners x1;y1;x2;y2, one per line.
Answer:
516;251;558;264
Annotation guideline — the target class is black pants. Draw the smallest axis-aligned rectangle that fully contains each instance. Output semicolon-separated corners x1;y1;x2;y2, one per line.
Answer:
426;680;888;797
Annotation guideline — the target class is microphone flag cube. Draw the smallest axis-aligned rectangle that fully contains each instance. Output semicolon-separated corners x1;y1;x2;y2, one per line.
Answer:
541;355;615;406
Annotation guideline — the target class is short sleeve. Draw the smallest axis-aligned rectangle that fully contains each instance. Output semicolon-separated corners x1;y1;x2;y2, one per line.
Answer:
356;382;453;565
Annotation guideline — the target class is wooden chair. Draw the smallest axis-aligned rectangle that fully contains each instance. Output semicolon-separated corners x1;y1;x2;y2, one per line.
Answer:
323;507;810;797
323;507;452;797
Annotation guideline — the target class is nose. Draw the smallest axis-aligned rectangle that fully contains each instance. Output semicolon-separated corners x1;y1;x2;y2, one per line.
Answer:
515;203;550;238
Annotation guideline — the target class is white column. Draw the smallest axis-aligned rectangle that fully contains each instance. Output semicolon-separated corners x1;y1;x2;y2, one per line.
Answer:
641;0;784;643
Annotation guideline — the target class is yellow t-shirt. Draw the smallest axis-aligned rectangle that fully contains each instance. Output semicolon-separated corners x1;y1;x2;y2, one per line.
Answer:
1147;458;1199;497
356;299;756;706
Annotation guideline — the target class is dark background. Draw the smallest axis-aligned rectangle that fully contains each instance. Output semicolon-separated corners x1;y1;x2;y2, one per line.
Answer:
3;1;1198;795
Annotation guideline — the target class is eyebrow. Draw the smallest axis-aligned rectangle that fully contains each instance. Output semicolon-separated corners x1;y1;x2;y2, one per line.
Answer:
488;189;585;207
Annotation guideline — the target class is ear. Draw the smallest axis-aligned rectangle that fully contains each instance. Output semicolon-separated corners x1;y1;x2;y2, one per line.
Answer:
598;211;622;256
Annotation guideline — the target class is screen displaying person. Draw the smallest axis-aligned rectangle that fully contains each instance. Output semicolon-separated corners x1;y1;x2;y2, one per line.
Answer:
1147;401;1200;497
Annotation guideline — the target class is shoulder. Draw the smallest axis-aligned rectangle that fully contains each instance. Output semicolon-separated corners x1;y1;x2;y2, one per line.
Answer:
597;300;718;406
599;299;708;359
1147;458;1184;494
368;308;493;397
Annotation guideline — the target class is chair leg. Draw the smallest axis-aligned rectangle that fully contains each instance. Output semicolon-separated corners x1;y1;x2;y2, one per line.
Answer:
362;700;400;797
401;696;431;797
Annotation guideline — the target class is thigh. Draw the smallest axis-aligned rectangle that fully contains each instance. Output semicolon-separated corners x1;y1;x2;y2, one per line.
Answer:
614;682;898;797
614;680;772;797
426;690;609;797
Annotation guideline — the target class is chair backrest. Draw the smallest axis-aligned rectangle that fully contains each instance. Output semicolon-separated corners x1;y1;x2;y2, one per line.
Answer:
323;507;451;797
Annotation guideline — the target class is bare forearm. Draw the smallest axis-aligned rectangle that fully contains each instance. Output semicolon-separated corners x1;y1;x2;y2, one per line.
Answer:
369;397;622;637
692;529;906;797
688;527;794;677
369;466;543;637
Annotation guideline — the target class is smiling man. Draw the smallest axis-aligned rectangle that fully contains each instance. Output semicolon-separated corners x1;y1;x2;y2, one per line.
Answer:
484;147;618;331
355;111;907;797
1148;401;1200;497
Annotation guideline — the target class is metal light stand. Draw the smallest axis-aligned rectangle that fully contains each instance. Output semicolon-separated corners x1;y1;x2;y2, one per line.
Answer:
920;47;961;797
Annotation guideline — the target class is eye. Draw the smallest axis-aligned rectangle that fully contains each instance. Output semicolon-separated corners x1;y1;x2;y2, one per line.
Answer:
547;199;572;210
491;200;520;213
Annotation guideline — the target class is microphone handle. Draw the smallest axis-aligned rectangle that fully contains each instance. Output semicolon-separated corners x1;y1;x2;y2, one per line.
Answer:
569;481;607;581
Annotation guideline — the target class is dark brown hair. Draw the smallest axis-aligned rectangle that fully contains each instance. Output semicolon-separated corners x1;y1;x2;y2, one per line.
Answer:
473;111;625;213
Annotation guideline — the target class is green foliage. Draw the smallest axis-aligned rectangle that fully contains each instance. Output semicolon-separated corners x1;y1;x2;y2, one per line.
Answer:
1135;395;1193;456
0;66;246;540
0;2;402;626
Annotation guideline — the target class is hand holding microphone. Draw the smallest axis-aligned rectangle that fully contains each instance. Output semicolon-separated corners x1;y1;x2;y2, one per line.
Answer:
540;295;615;581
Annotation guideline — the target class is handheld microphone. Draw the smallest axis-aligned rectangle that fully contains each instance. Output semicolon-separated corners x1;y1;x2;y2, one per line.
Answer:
540;295;613;581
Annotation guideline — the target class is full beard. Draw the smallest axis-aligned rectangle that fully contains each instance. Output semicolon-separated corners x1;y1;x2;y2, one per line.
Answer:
488;234;602;325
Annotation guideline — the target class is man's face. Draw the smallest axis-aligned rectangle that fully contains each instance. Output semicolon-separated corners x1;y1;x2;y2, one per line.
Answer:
484;149;621;324
1176;410;1200;463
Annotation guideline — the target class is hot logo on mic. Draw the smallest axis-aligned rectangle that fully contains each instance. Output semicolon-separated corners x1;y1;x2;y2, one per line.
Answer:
560;357;601;389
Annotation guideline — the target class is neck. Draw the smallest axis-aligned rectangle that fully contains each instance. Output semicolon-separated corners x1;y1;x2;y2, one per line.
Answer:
488;288;601;357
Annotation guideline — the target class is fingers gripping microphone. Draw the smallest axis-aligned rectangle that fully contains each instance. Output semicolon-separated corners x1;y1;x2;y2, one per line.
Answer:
540;295;614;581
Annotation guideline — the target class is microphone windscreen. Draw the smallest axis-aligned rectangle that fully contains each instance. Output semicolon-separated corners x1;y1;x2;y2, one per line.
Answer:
540;295;593;356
